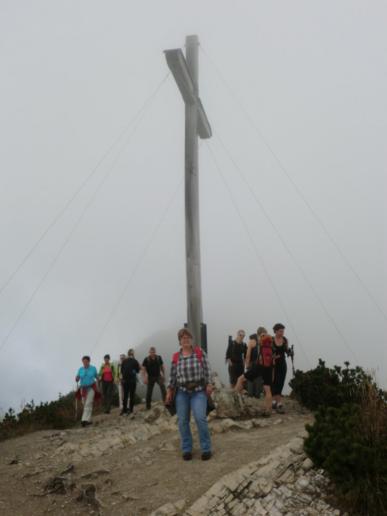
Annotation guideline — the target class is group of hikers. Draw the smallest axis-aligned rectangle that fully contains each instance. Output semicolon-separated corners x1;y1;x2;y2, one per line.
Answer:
75;346;167;425
75;323;293;461
227;323;294;416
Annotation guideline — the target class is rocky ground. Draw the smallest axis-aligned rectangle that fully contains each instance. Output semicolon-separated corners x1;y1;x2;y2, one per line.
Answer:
0;387;340;516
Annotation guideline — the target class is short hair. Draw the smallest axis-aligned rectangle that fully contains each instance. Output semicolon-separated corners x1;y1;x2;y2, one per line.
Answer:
128;348;134;355
177;328;193;340
257;327;267;337
82;355;90;362
104;354;110;360
273;323;285;333
149;347;156;352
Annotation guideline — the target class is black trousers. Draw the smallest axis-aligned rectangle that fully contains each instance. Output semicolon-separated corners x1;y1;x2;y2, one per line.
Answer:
122;380;136;413
101;380;114;412
228;362;244;386
272;359;287;396
146;376;166;409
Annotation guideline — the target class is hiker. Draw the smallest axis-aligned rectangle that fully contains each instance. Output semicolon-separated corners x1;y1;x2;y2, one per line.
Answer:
235;329;273;416
225;330;246;387
120;349;140;415
166;328;213;461
98;354;116;414
116;353;127;410
75;356;99;427
272;323;290;413
246;327;267;398
142;347;166;410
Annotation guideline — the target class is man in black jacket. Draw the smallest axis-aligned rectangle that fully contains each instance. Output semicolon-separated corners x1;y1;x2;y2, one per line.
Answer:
141;347;166;410
226;330;246;387
120;349;140;415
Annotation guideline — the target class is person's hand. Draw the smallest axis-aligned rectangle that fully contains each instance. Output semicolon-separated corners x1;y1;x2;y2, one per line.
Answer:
206;384;213;397
165;389;174;404
143;376;148;385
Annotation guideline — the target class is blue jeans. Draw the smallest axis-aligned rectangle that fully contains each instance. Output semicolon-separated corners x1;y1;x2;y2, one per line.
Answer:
176;389;212;454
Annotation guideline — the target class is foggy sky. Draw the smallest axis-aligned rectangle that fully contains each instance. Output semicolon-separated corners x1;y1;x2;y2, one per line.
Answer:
1;0;386;411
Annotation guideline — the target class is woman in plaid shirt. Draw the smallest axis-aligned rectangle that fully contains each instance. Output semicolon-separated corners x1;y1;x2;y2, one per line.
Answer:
166;328;214;461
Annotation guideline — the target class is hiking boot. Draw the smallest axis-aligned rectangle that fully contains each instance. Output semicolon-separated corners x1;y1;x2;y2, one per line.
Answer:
276;405;285;414
272;401;278;409
261;410;271;418
120;410;127;416
201;451;212;461
182;452;192;461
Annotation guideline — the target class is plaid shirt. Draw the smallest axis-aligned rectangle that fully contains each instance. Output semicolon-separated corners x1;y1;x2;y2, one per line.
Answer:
168;349;213;392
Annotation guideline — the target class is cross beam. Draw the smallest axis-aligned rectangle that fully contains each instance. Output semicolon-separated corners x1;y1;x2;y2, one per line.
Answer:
164;35;212;349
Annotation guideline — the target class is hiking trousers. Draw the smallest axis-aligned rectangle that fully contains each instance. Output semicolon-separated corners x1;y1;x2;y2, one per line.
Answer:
146;376;166;409
122;380;136;413
272;359;287;396
176;389;211;454
247;376;263;398
101;380;114;413
81;387;95;422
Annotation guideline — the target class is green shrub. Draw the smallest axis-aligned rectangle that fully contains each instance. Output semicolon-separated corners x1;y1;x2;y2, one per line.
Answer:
0;392;78;441
304;380;387;515
289;359;373;410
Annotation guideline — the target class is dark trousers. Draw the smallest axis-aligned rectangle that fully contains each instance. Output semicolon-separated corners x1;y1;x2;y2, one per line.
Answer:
146;376;166;409
247;376;263;398
272;359;287;396
228;362;244;386
122;380;137;413
101;380;114;412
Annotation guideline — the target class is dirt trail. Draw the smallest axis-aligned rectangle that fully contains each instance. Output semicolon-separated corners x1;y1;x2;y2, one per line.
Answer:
0;400;311;515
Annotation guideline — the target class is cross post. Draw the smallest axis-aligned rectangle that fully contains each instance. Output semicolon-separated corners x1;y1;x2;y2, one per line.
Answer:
164;35;212;349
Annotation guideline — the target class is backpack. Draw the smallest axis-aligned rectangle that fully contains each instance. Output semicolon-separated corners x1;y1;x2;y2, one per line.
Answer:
259;336;273;367
172;346;203;366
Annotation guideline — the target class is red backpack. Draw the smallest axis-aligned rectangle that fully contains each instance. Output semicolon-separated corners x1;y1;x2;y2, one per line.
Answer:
172;346;203;366
259;335;273;367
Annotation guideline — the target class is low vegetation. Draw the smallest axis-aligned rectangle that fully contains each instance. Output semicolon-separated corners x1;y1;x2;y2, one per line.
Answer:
0;386;143;442
291;360;387;516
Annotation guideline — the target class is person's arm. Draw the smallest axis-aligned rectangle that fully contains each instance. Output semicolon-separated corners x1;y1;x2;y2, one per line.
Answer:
202;351;214;396
226;340;232;365
245;340;254;369
159;357;165;376
75;367;81;383
141;359;148;384
166;360;177;403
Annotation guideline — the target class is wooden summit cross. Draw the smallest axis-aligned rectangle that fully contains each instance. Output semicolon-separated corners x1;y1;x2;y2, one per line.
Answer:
164;35;212;350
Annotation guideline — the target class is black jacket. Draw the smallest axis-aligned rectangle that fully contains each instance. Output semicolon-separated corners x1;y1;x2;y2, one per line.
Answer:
121;357;140;382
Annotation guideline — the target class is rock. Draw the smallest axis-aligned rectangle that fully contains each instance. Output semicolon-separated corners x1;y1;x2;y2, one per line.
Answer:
75;484;101;508
81;469;110;480
296;476;310;490
144;406;163;423
301;458;313;472
44;475;74;495
289;437;304;454
60;464;75;475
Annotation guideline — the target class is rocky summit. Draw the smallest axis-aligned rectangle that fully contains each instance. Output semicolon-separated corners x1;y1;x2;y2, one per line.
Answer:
0;383;342;515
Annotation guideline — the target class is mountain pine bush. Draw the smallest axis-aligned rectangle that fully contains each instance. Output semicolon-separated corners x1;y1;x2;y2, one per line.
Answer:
292;361;387;515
